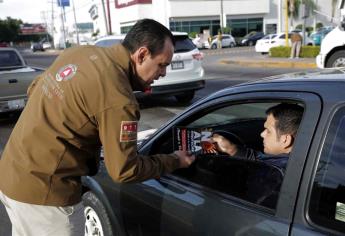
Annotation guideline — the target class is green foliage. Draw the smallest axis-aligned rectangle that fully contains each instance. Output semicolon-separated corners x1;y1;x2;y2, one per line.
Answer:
0;17;22;42
188;31;198;38
316;22;324;30
222;27;231;34
270;45;320;58
296;24;303;30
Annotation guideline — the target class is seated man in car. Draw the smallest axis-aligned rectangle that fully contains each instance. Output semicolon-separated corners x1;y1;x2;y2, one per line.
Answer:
211;103;303;172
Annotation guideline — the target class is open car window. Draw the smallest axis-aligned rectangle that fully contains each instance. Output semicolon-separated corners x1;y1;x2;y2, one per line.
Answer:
148;101;304;211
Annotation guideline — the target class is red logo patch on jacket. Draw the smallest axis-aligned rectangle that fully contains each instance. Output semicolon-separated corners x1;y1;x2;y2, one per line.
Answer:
56;64;77;82
120;121;137;142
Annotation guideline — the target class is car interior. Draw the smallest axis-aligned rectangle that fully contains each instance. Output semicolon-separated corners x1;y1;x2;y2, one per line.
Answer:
145;101;304;210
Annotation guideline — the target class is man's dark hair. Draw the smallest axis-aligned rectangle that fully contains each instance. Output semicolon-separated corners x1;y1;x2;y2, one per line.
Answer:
266;103;304;139
122;18;175;56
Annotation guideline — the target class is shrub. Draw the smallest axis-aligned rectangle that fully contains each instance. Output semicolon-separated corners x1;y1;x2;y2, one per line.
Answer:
269;46;320;58
316;22;324;30
188;32;198;38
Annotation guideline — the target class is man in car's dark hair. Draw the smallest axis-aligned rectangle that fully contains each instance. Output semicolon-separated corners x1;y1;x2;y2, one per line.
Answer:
212;103;303;172
0;18;194;235
122;18;175;56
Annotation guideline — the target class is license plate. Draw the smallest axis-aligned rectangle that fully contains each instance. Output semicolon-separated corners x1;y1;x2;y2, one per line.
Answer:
8;99;25;110
171;61;184;70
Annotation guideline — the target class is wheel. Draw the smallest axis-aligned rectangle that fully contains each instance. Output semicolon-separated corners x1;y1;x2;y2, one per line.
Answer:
211;44;217;49
83;191;114;236
248;41;254;46
326;50;345;68
230;42;235;48
175;91;195;103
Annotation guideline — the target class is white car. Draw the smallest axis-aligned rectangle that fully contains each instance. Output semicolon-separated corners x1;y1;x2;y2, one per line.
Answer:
192;36;210;49
255;32;314;54
94;32;205;103
210;34;236;49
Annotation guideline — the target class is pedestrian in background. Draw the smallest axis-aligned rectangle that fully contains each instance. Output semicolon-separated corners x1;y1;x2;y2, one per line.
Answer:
0;19;195;236
217;31;222;49
290;32;302;59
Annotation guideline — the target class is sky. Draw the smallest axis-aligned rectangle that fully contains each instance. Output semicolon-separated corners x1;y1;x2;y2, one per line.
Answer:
0;0;93;24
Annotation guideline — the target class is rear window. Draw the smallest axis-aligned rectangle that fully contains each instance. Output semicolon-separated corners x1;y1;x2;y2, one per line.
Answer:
95;39;123;47
174;35;196;53
0;50;23;67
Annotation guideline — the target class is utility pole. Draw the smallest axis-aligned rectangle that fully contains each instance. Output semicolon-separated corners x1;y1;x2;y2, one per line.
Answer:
72;0;80;45
106;0;112;35
58;0;66;48
51;0;55;49
101;0;109;35
285;0;289;46
220;0;224;33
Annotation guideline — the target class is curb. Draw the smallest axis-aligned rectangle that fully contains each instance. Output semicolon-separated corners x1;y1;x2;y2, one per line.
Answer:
220;59;317;69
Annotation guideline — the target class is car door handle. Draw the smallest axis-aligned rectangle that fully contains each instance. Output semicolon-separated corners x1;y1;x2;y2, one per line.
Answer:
8;79;18;83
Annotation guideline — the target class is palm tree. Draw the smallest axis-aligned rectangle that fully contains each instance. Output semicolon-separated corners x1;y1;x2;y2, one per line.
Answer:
288;0;318;29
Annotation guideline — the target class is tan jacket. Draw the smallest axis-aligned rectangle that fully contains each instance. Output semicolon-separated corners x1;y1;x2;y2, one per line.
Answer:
291;33;302;43
0;44;179;206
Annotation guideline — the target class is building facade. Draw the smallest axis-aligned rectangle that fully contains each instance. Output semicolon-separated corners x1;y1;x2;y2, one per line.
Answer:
89;0;341;39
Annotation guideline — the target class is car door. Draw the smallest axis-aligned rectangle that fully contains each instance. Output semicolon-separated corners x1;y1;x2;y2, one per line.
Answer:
222;36;230;47
291;105;345;235
139;91;321;235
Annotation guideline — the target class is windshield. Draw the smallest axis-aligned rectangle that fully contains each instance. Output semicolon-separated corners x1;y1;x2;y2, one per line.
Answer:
174;35;196;53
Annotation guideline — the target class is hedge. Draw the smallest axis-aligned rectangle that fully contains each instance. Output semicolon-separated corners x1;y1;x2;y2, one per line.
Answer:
269;46;320;58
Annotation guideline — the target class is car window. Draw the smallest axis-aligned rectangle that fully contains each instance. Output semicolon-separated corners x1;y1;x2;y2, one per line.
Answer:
309;107;345;233
95;38;122;47
223;36;230;39
0;50;23;67
150;101;304;211
174;35;196;53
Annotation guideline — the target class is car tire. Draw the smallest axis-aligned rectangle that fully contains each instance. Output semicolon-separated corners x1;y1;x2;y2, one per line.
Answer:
175;91;195;103
326;50;345;68
83;191;115;236
248;41;254;46
230;42;235;48
211;44;217;49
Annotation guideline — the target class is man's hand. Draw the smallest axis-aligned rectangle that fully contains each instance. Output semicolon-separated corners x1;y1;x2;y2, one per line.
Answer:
211;134;238;156
174;150;196;168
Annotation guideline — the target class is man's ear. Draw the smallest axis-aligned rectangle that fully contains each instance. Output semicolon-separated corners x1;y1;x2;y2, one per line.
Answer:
136;46;150;65
282;134;293;149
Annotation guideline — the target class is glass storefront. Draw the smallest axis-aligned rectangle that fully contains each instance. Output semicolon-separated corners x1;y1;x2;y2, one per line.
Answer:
227;18;263;38
170;20;220;36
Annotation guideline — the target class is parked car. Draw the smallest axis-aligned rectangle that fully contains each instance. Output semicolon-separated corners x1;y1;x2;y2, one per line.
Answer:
0;48;44;113
192;36;210;49
310;26;334;46
82;69;345;236
255;32;313;54
94;32;205;103
30;42;44;52
210;34;236;49
240;31;265;46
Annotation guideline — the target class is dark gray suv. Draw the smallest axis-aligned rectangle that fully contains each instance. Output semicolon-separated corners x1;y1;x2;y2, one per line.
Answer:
82;69;345;236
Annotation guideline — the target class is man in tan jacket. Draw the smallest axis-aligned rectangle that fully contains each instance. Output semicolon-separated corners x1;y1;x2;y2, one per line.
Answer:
0;19;195;235
290;32;302;59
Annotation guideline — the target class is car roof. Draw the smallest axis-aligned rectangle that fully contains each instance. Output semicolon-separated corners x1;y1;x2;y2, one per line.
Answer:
203;69;345;100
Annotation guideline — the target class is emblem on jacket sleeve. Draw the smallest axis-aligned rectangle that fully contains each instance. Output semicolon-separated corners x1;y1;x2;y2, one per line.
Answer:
120;121;138;142
56;64;78;82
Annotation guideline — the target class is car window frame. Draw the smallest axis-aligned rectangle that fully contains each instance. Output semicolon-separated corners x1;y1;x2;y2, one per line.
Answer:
139;90;322;219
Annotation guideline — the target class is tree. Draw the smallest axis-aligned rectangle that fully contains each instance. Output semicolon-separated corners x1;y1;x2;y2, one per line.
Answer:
0;17;22;42
288;0;318;27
